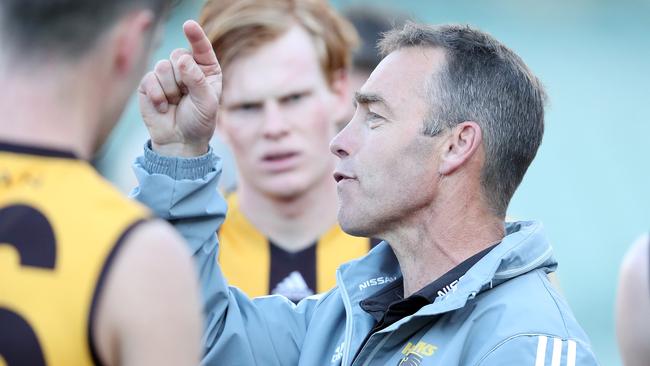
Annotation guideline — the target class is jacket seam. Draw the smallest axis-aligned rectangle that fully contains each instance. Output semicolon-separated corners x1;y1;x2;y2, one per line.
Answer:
536;270;571;337
474;333;566;366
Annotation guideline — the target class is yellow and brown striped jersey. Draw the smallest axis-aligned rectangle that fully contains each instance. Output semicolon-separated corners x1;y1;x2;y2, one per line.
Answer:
218;193;380;302
0;142;149;365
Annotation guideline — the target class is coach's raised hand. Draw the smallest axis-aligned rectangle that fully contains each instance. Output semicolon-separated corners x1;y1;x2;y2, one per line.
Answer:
138;20;222;157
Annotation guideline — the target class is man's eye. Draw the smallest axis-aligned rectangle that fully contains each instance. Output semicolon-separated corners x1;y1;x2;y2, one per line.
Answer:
236;103;262;112
281;92;309;105
367;112;384;121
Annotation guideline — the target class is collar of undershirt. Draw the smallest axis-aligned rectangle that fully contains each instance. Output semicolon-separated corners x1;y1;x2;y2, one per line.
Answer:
359;243;498;329
0;141;78;160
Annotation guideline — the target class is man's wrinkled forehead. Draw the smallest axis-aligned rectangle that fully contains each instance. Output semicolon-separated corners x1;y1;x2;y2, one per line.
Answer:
359;47;446;116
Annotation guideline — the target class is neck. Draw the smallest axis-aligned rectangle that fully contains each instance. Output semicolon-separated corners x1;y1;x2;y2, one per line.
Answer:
238;175;339;252
0;62;99;160
384;186;505;297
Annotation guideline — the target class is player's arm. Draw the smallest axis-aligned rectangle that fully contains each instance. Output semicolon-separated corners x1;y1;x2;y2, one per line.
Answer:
616;233;650;366
91;220;202;366
132;20;314;365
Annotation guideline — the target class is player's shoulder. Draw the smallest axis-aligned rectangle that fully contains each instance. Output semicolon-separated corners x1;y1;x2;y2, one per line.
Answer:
616;232;650;310
92;219;199;365
123;219;192;262
95;218;195;324
620;233;649;278
35;160;151;223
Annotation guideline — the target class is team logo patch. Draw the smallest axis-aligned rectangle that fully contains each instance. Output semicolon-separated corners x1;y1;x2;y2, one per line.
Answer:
398;340;438;365
398;352;423;366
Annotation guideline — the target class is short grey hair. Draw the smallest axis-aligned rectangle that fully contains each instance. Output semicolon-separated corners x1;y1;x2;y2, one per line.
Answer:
379;23;546;217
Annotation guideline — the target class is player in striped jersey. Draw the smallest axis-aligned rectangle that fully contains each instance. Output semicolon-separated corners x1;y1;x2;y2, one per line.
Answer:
218;193;380;301
191;0;377;301
0;1;203;364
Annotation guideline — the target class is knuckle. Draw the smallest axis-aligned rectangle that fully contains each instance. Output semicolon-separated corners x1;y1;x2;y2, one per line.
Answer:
191;72;205;86
140;74;155;92
146;85;165;104
170;48;190;61
150;94;165;106
154;60;171;73
143;71;156;83
184;66;205;86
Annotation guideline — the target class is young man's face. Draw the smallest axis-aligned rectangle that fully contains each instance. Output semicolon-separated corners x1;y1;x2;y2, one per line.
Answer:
219;24;348;199
330;47;448;238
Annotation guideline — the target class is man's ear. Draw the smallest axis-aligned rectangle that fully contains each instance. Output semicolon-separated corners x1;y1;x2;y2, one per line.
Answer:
328;69;351;123
438;121;483;176
111;10;156;77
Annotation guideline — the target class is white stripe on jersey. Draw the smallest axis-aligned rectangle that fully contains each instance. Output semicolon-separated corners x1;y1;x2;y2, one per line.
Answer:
535;335;548;366
534;336;578;366
551;337;563;366
567;340;577;366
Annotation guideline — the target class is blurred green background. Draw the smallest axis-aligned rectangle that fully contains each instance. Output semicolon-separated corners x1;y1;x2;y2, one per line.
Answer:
96;1;650;364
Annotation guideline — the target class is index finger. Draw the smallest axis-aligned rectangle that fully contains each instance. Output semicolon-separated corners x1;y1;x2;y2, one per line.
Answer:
183;20;218;67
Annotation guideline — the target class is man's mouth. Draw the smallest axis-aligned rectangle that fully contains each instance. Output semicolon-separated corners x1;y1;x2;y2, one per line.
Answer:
263;151;298;162
333;171;355;183
259;151;301;173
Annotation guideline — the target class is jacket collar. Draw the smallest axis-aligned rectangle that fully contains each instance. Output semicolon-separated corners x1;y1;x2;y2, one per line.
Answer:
336;220;557;331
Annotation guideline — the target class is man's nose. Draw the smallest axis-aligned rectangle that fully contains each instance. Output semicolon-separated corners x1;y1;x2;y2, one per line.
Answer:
262;101;289;140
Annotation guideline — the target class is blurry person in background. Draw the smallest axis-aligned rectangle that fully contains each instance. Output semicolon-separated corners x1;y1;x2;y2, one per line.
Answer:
616;232;650;366
0;0;202;365
340;6;409;128
198;0;376;301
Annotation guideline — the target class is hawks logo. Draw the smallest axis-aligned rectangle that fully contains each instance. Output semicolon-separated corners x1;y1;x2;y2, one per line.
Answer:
398;352;423;366
398;340;438;365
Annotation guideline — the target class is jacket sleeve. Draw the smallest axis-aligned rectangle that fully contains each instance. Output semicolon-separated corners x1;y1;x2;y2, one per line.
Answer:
476;334;599;366
130;142;315;366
